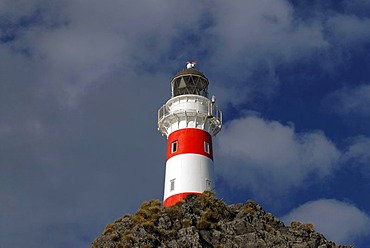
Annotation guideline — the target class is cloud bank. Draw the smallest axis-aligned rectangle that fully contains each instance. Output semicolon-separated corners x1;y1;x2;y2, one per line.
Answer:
324;84;370;116
342;136;370;175
216;114;340;196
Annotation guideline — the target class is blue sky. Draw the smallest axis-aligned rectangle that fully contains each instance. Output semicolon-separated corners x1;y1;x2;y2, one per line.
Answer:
1;0;370;247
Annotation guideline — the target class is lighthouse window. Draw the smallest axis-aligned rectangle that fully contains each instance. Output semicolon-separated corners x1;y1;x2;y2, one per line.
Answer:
170;179;175;191
206;179;212;190
204;141;210;154
171;141;178;153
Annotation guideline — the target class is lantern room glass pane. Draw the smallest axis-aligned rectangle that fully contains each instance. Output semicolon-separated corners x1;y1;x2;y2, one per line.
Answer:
172;75;209;97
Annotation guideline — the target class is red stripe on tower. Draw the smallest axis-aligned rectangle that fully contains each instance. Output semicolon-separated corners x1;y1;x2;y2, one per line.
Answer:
157;63;222;207
163;192;202;207
167;128;213;161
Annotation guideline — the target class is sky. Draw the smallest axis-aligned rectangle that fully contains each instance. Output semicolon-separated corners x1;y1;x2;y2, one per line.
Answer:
1;0;370;247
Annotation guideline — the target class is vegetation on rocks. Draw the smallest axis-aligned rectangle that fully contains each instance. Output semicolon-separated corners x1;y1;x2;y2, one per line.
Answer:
91;192;352;248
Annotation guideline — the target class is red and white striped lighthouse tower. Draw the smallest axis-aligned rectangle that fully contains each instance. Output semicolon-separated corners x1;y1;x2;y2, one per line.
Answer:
158;62;222;207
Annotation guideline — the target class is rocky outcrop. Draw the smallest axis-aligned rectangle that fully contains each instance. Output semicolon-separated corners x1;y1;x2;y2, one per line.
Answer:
91;192;352;248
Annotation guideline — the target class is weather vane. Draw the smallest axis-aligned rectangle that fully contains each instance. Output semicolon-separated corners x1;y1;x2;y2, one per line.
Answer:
186;61;197;69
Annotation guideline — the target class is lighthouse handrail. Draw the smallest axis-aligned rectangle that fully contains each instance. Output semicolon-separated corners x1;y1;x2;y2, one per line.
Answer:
158;104;170;123
157;101;222;124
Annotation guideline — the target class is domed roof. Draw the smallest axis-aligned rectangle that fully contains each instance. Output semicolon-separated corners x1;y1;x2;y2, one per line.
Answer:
173;68;207;79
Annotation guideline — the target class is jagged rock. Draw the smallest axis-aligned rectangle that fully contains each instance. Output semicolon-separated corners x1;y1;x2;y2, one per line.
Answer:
91;192;352;248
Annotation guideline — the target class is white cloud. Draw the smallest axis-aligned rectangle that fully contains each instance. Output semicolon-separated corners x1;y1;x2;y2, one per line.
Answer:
216;115;340;195
324;84;370;115
327;14;370;45
282;199;370;244
213;0;328;61
3;0;209;106
342;136;370;175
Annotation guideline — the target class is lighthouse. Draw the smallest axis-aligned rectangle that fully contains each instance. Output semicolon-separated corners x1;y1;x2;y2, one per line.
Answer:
158;62;222;207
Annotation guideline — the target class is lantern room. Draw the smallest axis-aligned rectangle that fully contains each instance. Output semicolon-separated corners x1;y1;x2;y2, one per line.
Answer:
171;67;209;98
